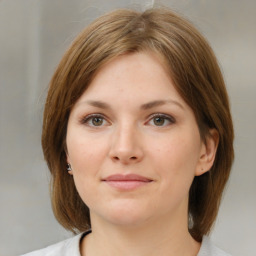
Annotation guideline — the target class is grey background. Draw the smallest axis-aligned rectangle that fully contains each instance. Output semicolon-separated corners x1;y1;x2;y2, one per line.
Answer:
0;0;255;255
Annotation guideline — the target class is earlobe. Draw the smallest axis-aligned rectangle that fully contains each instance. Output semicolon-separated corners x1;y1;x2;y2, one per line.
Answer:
66;153;73;175
67;163;73;175
195;128;219;176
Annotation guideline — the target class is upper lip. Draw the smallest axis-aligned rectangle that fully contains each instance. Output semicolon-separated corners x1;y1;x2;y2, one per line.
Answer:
102;174;153;182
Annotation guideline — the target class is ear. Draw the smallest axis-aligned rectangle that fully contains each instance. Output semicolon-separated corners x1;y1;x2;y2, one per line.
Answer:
66;153;73;175
195;129;219;176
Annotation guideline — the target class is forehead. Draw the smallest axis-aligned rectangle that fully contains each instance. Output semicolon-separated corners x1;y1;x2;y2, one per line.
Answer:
75;51;183;104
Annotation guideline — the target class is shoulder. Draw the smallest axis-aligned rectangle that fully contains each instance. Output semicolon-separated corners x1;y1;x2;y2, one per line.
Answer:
198;236;232;256
20;233;84;256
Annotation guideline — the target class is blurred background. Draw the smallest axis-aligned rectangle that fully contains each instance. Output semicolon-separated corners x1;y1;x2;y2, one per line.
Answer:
0;0;255;255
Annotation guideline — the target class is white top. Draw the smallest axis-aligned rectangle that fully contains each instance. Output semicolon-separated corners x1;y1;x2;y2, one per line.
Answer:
21;233;232;256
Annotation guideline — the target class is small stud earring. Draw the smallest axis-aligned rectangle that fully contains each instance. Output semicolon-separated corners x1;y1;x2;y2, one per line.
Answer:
67;163;72;172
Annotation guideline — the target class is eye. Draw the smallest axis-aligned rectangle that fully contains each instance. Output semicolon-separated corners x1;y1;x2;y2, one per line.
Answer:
148;114;175;127
81;114;109;127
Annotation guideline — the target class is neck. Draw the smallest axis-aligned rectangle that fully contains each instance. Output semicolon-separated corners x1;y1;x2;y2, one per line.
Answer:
81;212;200;256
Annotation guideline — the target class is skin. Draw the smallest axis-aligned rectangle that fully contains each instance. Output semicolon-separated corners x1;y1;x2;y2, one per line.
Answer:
66;52;219;256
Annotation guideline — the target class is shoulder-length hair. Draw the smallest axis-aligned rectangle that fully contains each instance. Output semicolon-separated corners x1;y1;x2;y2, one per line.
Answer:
42;7;234;242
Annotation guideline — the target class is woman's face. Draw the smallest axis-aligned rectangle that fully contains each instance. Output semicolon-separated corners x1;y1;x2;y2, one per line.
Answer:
66;52;209;227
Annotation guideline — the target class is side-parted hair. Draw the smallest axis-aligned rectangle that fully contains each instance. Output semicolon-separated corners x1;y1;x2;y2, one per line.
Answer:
42;7;234;242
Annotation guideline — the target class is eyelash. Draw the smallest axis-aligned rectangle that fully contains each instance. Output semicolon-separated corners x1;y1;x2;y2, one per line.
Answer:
147;113;176;127
80;114;109;127
80;113;176;127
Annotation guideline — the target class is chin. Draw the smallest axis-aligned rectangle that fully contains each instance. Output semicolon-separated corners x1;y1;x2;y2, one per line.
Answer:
92;200;152;227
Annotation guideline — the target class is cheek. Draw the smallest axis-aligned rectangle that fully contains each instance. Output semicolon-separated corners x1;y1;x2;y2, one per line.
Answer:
67;129;107;169
66;135;105;203
149;132;201;181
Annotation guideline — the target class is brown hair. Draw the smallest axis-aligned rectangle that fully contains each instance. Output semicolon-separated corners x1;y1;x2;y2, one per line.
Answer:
42;7;234;241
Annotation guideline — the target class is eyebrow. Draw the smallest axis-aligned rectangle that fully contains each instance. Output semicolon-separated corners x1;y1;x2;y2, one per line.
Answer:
84;100;111;109
81;99;184;110
140;100;184;110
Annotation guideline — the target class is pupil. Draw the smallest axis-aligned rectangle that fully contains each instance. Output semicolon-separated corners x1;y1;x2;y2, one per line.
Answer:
92;117;103;126
154;117;164;126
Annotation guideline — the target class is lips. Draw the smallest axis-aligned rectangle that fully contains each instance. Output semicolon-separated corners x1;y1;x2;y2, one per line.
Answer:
102;174;153;190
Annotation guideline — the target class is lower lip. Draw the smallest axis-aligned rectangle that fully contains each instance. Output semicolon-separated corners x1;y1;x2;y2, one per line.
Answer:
104;180;151;190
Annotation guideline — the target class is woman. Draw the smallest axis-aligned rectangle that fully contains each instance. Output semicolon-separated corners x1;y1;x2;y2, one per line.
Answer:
22;7;234;256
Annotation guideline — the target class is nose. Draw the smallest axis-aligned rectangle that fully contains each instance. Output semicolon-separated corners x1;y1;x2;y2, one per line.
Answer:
109;124;144;164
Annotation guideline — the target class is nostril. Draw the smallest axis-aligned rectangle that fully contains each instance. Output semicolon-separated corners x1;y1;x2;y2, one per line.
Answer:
112;156;137;161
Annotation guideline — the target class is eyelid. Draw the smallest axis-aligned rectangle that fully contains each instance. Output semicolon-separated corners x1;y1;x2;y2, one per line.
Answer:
79;112;175;127
79;113;110;126
146;113;176;125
